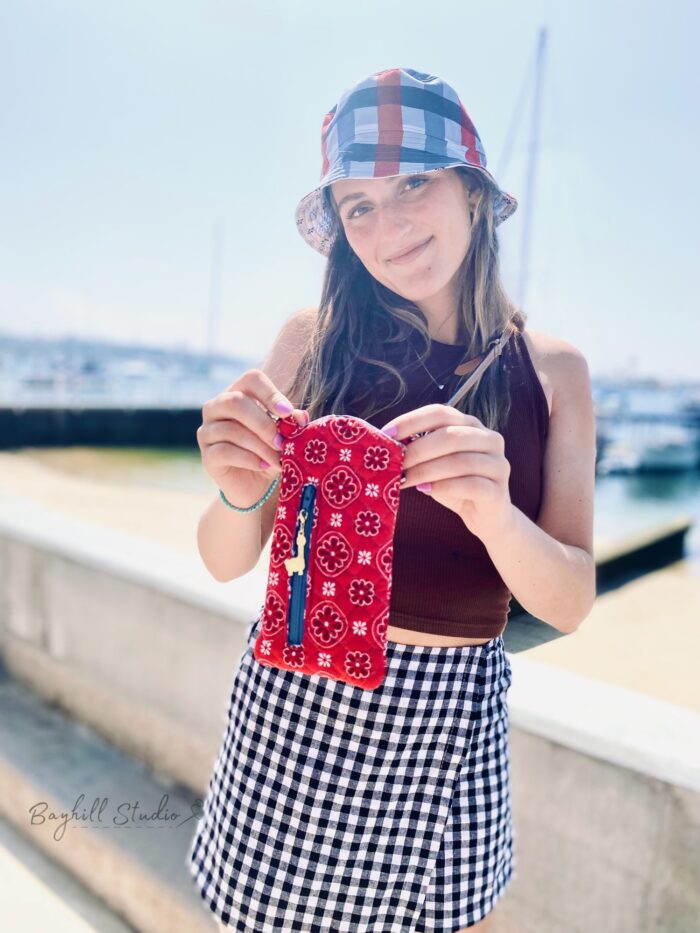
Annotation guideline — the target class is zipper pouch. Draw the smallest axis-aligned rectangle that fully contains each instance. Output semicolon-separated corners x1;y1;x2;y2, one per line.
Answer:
252;412;413;690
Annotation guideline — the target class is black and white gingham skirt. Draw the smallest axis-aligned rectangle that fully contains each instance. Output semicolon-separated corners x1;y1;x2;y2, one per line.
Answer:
187;608;516;932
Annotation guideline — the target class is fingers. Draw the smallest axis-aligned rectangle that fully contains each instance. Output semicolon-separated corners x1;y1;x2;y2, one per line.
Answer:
226;368;301;420
400;423;497;472
380;405;484;440
198;417;284;473
400;450;500;489
200;369;309;472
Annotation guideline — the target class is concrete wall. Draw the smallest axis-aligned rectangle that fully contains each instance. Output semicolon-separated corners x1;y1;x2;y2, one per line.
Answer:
0;497;264;791
0;498;698;932
506;659;700;931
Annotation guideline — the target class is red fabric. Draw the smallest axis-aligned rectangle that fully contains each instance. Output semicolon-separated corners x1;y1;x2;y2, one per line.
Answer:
253;413;412;690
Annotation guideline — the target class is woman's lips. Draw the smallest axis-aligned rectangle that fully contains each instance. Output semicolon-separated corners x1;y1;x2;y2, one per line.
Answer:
388;236;433;264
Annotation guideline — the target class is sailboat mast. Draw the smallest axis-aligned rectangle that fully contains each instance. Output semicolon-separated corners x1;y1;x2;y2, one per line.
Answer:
517;26;548;311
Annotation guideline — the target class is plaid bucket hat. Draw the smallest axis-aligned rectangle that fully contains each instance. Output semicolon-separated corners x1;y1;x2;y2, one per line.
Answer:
294;66;518;257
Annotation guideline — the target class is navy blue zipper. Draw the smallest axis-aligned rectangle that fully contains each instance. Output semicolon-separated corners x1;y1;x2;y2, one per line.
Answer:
285;482;317;645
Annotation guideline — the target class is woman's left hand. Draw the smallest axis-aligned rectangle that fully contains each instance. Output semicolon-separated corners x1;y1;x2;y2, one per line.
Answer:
380;404;514;542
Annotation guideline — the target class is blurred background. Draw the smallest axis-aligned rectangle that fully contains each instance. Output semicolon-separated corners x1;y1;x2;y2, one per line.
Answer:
0;2;698;931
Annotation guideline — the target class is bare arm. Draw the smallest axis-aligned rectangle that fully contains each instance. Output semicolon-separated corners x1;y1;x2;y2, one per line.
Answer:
476;343;597;632
196;307;316;582
196;480;271;583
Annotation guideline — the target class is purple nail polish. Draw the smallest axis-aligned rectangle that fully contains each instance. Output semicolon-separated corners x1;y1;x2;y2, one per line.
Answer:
275;400;294;413
381;424;397;436
416;482;432;493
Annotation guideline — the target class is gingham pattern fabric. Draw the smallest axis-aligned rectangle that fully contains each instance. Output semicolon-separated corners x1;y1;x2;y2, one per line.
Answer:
294;66;518;256
187;608;516;931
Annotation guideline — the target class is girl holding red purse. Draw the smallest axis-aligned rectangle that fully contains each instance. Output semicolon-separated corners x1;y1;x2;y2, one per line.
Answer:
189;67;596;933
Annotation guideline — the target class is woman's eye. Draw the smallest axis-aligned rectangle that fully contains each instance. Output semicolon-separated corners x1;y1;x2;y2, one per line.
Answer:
404;175;429;191
346;176;429;220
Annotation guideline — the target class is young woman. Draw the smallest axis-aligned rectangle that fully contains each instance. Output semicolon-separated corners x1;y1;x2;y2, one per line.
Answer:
188;67;596;932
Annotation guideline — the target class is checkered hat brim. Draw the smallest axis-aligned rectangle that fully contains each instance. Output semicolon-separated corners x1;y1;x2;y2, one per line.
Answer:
294;67;518;257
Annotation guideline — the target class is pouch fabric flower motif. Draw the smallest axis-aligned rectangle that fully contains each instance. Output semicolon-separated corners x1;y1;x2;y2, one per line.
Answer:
253;412;412;690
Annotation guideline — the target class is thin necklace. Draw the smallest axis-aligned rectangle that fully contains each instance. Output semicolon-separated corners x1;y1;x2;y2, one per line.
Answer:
413;347;461;391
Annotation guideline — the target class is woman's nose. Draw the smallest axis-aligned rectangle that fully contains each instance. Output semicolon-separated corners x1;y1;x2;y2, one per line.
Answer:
377;201;412;238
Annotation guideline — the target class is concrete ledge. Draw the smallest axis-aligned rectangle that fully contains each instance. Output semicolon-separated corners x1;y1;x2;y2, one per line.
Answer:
0;663;215;932
0;496;263;793
509;655;700;793
595;515;692;586
0;493;263;621
504;655;700;931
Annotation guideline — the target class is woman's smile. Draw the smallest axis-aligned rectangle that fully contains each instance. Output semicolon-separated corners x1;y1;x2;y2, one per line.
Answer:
386;235;433;265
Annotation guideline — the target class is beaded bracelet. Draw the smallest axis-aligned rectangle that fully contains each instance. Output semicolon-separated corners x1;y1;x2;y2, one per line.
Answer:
219;474;280;513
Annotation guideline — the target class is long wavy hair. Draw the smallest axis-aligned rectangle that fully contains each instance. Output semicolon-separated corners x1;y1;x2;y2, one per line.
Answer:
287;166;527;434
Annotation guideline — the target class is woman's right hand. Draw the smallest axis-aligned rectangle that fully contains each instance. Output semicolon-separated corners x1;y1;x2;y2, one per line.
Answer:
197;369;309;508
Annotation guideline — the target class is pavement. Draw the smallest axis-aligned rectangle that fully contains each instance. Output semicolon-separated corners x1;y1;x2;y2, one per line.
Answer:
0;817;135;932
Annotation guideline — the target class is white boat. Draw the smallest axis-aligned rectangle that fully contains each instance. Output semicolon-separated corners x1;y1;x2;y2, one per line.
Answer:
638;427;699;472
596;440;642;476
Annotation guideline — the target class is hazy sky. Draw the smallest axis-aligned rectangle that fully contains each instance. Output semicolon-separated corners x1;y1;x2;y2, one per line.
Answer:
1;0;697;379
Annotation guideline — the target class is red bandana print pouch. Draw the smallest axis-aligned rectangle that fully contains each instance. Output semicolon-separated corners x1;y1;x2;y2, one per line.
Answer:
252;412;415;690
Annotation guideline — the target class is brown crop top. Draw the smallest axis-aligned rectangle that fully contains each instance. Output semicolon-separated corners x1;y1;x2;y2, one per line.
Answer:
344;328;550;639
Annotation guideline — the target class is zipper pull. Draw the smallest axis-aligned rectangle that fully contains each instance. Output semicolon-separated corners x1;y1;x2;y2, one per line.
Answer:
284;510;308;577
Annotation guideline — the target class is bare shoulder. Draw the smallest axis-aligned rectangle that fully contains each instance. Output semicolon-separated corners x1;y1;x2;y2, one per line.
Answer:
259;306;319;405
267;305;318;358
521;329;592;418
